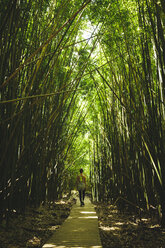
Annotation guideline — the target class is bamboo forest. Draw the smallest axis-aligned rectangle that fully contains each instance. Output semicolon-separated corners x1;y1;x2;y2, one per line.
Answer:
0;0;165;247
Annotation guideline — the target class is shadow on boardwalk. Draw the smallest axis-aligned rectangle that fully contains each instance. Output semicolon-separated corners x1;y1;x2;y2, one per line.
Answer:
42;197;102;248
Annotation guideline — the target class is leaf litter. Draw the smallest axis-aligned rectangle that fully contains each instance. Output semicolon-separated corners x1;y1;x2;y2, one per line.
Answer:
0;196;76;248
96;203;165;248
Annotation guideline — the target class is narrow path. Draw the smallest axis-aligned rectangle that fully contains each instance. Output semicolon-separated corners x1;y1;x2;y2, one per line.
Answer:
42;197;102;248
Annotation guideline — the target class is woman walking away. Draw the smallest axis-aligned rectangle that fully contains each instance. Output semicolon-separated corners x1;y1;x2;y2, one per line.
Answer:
76;168;86;206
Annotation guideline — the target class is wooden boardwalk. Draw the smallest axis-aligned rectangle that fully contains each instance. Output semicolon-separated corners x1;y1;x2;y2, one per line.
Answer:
42;197;102;248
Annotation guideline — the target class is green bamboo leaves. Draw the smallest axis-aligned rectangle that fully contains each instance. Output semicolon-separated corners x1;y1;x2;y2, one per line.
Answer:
88;0;165;226
0;0;165;228
0;0;92;223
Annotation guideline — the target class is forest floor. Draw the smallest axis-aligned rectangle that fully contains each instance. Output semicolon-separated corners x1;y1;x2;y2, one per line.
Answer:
96;202;165;248
0;195;76;248
1;195;165;248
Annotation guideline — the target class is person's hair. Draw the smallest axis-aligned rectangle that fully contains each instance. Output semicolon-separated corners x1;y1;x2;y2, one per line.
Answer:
80;168;83;173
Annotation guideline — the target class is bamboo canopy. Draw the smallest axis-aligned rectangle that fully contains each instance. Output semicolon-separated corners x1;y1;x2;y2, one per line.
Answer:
0;0;165;227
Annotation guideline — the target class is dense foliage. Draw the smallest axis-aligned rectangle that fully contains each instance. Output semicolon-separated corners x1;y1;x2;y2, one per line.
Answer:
0;0;165;226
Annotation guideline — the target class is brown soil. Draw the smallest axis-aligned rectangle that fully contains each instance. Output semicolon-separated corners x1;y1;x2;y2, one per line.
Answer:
96;203;165;248
1;197;165;248
0;196;76;248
